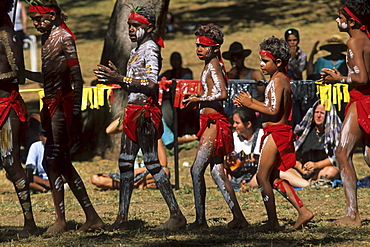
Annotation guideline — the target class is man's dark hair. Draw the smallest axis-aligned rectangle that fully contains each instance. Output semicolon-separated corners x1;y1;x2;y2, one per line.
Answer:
195;23;224;46
340;0;370;29
132;5;156;31
233;108;257;132
260;36;290;65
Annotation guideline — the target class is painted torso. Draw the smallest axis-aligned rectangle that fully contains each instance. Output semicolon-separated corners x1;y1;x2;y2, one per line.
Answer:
42;25;76;99
199;60;225;114
126;39;160;105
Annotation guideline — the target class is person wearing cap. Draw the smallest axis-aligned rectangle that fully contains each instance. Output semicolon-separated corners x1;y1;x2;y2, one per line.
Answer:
183;23;248;230
222;42;265;101
94;5;187;231
321;0;370;227
0;0;39;238
25;0;104;234
307;35;348;81
284;28;307;80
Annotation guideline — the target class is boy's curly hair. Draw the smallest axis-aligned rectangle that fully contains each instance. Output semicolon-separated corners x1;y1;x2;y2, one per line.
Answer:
194;23;224;46
130;5;156;31
260;36;290;65
340;0;370;29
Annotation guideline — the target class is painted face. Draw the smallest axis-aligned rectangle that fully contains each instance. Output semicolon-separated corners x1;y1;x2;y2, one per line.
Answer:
196;43;214;60
314;104;325;126
286;34;299;48
233;113;248;136
127;19;149;42
336;8;348;32
29;12;54;33
259;53;278;76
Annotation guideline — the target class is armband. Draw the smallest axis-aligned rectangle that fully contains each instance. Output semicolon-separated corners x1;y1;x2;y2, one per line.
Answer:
67;58;79;67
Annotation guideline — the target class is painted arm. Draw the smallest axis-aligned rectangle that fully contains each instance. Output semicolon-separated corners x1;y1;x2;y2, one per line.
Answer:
322;38;368;86
234;78;285;116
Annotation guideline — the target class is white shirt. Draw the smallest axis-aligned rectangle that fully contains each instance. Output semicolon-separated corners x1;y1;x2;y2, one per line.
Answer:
233;128;264;155
25;141;48;180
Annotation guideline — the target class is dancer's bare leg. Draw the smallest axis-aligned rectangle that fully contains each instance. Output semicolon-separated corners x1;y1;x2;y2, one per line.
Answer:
106;133;138;231
1;114;38;238
60;151;104;233
210;161;249;229
273;179;313;230
329;103;362;226
256;135;281;231
139;122;186;230
189;129;213;229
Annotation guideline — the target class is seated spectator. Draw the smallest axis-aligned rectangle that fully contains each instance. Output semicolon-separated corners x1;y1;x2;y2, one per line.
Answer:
281;101;342;187
225;108;309;191
222;42;265;102
91;139;170;190
306;35;348;81
25;129;50;193
224;108;262;191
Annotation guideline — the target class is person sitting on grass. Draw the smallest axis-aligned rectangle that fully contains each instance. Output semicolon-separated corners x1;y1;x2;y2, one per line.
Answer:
281;101;341;189
234;36;314;231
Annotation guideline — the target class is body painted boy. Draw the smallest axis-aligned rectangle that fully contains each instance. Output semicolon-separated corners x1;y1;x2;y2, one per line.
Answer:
0;0;38;238
320;0;370;226
234;36;313;231
25;0;104;234
182;23;248;229
94;5;186;230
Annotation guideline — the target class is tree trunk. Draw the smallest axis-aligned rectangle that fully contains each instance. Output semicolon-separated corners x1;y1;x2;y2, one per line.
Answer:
75;0;169;160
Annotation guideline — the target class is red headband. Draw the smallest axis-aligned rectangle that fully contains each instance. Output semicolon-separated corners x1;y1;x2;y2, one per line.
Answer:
196;36;219;47
259;50;276;60
128;12;150;25
29;5;57;13
28;5;76;40
343;7;370;38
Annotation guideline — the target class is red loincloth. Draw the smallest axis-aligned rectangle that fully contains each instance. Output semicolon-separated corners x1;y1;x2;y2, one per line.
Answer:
261;124;296;172
42;91;74;145
197;112;234;157
0;90;27;127
122;99;163;143
345;89;370;134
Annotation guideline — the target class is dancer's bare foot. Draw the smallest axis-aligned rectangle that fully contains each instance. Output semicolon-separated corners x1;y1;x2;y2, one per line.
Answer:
293;207;314;230
328;215;361;227
18;225;39;238
227;218;249;229
187;221;209;230
44;222;67;236
77;217;104;233
155;214;187;230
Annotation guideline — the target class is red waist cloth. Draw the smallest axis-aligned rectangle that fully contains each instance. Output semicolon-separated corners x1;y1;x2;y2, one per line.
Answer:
197;112;234;157
261;124;296;172
122;101;163;143
0;91;27;127
42;91;74;145
345;89;370;134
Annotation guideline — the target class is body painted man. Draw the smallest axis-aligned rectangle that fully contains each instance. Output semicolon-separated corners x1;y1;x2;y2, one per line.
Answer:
320;0;370;226
0;0;38;238
182;23;248;229
25;0;104;234
94;5;186;231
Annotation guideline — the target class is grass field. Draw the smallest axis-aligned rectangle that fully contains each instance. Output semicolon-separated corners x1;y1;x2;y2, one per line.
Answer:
3;0;370;246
